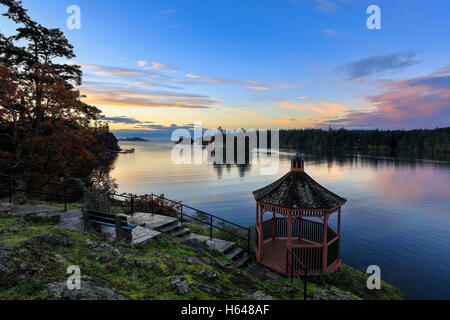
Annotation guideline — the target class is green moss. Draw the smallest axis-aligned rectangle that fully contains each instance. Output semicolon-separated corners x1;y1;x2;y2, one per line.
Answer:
0;205;405;300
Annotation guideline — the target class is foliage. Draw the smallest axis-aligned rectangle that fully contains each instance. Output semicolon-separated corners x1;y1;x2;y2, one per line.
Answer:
81;174;118;211
279;127;450;153
0;0;118;183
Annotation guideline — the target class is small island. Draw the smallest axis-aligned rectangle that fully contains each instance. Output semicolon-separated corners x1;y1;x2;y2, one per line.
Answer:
118;137;149;142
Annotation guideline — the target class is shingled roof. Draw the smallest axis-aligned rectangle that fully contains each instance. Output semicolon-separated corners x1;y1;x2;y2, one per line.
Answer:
252;171;346;210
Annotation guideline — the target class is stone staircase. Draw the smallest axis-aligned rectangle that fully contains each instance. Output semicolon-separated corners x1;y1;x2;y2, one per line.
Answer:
130;212;250;268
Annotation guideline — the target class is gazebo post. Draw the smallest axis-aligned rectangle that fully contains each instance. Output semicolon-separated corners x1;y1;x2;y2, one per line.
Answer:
322;214;329;273
298;215;302;241
287;214;293;274
338;208;341;263
271;212;276;240
259;204;264;259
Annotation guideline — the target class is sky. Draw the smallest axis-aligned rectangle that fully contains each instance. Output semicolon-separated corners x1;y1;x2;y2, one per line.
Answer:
1;0;449;135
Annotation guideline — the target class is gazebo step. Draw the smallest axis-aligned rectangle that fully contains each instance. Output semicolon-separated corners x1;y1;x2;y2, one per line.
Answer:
226;247;244;260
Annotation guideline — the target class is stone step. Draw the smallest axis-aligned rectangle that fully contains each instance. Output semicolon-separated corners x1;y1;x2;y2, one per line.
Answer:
0;203;12;213
233;253;250;268
170;227;191;238
222;242;236;255
154;220;180;233
226;247;244;261
159;222;182;234
132;232;161;244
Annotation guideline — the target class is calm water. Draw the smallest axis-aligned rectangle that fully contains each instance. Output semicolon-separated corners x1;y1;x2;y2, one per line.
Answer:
111;140;450;299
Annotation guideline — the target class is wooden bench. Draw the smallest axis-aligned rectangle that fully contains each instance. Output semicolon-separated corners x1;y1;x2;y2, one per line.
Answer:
82;209;137;242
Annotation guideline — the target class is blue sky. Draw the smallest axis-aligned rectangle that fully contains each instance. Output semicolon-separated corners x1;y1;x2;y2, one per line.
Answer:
1;0;449;133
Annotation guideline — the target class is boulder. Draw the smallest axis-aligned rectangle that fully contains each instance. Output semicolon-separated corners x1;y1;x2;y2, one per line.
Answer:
244;262;281;282
171;275;191;295
244;291;273;300
85;239;120;255
0;255;17;274
193;268;217;280
38;233;75;247
47;281;127;300
55;254;69;263
18;248;33;258
313;286;358;300
23;211;60;224
193;282;232;298
0;202;12;213
84;252;112;263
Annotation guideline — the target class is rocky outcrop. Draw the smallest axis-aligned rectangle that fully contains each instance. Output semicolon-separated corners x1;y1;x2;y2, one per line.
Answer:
245;291;273;300
85;239;120;254
23;211;60;224
47;281;126;300
313;286;359;300
171;276;191;295
38;233;75;247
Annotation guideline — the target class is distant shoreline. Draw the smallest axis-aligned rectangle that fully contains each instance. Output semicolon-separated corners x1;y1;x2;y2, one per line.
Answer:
118;137;149;142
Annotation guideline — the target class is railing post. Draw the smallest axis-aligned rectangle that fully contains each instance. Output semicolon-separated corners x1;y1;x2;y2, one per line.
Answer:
210;216;213;240
304;267;308;300
180;205;183;226
131;195;135;216
9;176;12;204
63;184;67;212
151;194;154;215
247;228;251;254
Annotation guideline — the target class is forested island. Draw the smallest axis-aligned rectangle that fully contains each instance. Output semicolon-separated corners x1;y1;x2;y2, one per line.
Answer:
118;137;149;142
279;127;450;153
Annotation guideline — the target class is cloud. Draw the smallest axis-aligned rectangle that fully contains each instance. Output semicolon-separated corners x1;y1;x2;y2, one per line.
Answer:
245;80;261;84
137;61;148;67
160;9;180;15
246;85;270;91
338;52;420;80
80;82;216;109
102;116;143;124
143;62;178;73
135;81;182;89
185;73;233;84
277;99;347;117
298;96;308;100
321;29;340;37
315;0;337;12
320;65;450;129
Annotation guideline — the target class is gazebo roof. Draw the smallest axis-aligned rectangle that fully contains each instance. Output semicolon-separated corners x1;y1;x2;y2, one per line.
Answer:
252;170;347;210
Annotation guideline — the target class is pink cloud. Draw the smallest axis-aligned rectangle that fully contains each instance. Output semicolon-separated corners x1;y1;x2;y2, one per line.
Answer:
322;65;450;129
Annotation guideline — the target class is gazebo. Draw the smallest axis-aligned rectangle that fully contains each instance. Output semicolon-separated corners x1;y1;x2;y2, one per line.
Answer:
252;154;346;275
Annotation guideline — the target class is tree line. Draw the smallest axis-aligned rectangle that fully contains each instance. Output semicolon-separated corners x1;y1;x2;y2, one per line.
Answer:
279;127;450;153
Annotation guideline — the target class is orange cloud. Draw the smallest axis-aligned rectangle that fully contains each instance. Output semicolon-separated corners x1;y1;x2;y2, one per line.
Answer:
246;85;270;91
277;100;348;117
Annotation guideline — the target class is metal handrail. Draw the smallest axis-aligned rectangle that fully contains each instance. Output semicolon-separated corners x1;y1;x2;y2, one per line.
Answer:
145;193;252;252
1;173;253;253
286;248;308;300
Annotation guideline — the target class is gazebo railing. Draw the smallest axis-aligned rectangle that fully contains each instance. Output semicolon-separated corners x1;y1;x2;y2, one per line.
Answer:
259;216;340;274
